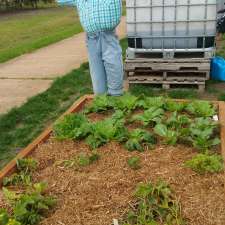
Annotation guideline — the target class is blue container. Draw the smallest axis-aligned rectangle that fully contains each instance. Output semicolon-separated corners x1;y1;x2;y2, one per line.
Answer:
211;57;225;81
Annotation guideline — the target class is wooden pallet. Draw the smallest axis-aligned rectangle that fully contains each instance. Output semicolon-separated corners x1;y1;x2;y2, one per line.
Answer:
125;77;206;92
125;58;211;71
125;71;210;81
124;58;210;92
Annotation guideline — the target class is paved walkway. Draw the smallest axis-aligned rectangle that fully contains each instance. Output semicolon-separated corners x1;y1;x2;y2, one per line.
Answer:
0;17;126;114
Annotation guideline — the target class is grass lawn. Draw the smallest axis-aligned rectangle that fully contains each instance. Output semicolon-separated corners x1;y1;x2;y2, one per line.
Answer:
0;7;82;63
0;2;126;63
0;38;225;169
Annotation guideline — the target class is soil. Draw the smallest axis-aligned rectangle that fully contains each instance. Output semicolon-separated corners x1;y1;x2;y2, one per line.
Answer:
1;108;225;225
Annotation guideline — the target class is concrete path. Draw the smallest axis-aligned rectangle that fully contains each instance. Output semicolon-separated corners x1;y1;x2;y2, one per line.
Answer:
0;17;126;114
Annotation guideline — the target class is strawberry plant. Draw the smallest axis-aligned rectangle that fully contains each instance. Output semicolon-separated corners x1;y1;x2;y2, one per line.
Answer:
121;181;184;225
3;158;38;187
125;129;157;152
85;94;113;113
131;107;164;127
188;118;220;152
185;154;224;174
186;101;216;117
53;113;91;140
127;156;141;170
3;182;56;225
154;124;179;145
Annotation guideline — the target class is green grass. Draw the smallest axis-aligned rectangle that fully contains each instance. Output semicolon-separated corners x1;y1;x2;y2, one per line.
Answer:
0;63;92;168
0;3;127;63
0;7;82;63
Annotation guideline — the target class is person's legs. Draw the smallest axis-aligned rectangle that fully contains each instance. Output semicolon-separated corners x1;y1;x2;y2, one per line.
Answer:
101;31;124;96
86;33;107;95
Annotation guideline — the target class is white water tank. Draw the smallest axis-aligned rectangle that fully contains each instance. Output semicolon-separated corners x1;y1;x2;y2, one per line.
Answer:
126;0;218;51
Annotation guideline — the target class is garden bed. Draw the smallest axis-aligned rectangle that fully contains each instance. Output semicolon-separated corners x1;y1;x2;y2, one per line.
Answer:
0;94;225;225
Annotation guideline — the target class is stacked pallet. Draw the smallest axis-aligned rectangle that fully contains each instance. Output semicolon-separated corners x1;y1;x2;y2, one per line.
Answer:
124;58;211;92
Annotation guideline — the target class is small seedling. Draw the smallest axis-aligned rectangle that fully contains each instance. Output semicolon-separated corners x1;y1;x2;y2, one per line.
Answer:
59;152;100;169
127;157;141;170
3;158;38;187
121;181;185;225
185;153;224;174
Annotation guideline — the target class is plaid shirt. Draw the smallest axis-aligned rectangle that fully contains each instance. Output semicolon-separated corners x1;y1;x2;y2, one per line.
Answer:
57;0;122;34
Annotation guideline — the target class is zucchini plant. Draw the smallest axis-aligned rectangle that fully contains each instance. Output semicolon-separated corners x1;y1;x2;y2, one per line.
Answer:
125;129;157;152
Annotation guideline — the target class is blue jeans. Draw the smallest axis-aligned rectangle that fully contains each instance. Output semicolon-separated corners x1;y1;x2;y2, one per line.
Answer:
86;30;123;96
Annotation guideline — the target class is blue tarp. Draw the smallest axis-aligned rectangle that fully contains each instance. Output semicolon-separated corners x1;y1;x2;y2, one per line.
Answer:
211;56;225;81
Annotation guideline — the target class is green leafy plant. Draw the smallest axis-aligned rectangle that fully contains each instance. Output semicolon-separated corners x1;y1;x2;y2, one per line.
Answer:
125;129;157;152
59;152;100;169
127;157;141;170
111;93;138;112
185;154;224;174
164;100;187;112
3;182;56;225
131;107;164;126
16;158;38;174
154;124;179;145
3;158;38;187
121;181;184;225
85;94;113;113
188;118;220;152
86;116;128;149
186;101;216;117
136;96;165;109
53;113;91;140
166;112;190;130
0;209;21;225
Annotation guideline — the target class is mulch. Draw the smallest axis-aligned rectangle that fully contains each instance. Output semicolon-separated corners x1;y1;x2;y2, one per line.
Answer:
1;108;225;225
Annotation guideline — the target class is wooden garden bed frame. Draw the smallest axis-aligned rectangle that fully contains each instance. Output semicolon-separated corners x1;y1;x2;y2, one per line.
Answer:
0;95;225;189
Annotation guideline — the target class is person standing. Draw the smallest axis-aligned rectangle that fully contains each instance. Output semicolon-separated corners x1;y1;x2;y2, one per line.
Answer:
57;0;124;96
